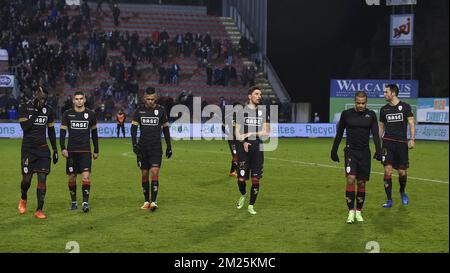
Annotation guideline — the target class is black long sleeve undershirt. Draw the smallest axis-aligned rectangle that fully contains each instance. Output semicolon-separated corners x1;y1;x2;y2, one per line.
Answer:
60;128;67;150
47;126;57;151
131;124;138;146
92;128;99;153
163;125;171;147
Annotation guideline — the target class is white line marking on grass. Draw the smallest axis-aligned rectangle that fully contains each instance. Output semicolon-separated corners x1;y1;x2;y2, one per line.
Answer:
173;148;449;185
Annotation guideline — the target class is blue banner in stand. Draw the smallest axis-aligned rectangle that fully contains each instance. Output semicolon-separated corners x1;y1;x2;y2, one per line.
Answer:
330;79;419;98
0;123;448;141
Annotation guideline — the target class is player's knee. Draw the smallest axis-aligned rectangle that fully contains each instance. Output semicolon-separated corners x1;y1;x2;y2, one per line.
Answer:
82;177;91;186
37;173;47;183
251;176;260;186
22;174;33;184
346;176;356;184
357;181;366;191
399;170;407;177
384;166;393;175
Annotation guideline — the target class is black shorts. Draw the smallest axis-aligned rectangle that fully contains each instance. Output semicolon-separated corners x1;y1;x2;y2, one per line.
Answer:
137;145;162;169
21;146;51;175
236;141;264;180
382;139;409;169
67;152;92;174
344;147;371;181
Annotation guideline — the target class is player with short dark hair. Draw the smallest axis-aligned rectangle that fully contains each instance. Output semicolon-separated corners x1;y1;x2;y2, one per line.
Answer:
234;86;270;215
331;91;382;223
18;86;58;219
60;91;99;213
379;84;415;208
131;87;172;212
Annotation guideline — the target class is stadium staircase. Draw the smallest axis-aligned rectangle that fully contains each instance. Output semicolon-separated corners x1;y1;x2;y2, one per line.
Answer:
53;2;266;112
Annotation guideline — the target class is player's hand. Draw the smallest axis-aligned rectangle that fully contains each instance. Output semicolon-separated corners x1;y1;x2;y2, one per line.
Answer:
33;98;43;110
93;153;99;160
52;150;58;164
166;146;172;159
373;151;382;161
330;150;339;162
408;139;415;149
243;142;251;153
62;149;69;158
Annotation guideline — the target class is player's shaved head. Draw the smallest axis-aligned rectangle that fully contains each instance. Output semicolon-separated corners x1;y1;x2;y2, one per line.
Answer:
354;91;367;101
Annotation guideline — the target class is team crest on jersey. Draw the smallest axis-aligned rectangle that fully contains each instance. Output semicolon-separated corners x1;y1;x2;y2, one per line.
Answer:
398;105;403;111
258;110;262;116
365;114;370;118
42;107;47;114
84;113;89;119
154;109;159;115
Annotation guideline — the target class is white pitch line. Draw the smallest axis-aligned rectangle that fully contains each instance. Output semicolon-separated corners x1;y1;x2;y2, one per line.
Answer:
173;148;449;185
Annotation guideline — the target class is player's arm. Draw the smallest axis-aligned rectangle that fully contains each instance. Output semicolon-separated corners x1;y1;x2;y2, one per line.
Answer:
131;109;140;154
18;103;39;132
47;111;58;164
60;111;68;158
407;116;415;149
91;115;99;159
163;122;172;158
379;107;386;138
371;112;382;161
330;111;346;162
379;122;385;139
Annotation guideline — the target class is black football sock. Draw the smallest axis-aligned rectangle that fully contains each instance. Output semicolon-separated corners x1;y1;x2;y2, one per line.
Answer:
345;183;356;210
142;176;149;202
82;178;91;203
249;177;260;205
237;180;246;195
21;178;32;200
356;183;366;211
68;179;77;202
151;176;159;203
399;175;407;193
36;181;47;211
384;175;392;200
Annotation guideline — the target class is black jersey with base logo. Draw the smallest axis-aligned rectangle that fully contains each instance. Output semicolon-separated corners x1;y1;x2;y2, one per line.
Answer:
61;108;97;152
132;104;168;145
379;101;413;141
236;105;270;143
336;108;379;150
18;101;55;149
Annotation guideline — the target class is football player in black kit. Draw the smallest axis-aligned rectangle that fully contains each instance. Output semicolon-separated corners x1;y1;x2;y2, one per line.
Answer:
331;91;382;223
379;84;415;208
234;86;270;215
60;91;99;213
131;87;172;212
18;86;58;219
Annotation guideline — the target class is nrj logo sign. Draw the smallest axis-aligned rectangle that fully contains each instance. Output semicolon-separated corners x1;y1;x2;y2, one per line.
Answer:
169;96;279;151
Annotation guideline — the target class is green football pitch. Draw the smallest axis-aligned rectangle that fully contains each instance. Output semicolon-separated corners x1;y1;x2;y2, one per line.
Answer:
0;138;448;253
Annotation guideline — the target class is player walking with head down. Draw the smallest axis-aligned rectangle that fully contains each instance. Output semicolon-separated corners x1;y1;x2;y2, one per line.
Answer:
131;87;172;212
18;86;58;219
379;84;415;208
331;91;382;223
60;91;99;213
